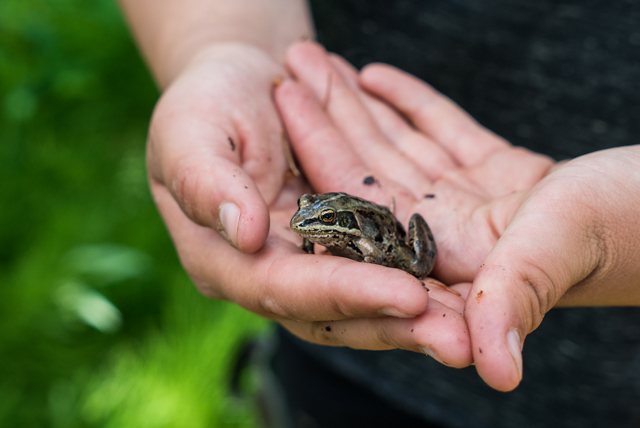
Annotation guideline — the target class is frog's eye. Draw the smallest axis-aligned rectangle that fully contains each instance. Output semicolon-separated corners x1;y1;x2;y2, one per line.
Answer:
319;209;336;224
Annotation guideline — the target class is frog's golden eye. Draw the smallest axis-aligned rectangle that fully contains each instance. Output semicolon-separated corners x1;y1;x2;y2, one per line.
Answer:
319;209;336;224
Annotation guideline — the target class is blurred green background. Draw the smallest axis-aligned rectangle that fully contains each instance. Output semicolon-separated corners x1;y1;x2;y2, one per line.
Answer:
0;0;267;426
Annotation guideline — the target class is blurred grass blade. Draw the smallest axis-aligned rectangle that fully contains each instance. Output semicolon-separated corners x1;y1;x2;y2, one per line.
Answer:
65;244;153;286
54;281;122;333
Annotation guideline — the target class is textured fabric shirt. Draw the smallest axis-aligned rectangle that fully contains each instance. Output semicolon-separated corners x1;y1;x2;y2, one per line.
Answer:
290;1;640;426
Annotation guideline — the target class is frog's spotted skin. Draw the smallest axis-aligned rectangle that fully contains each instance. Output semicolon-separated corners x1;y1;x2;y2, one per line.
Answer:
290;193;437;277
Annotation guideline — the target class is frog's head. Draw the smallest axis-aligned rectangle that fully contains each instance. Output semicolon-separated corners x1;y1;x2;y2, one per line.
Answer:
290;193;363;245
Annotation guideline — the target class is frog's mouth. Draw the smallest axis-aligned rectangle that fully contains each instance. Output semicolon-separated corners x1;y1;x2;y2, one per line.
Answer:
291;220;331;239
292;223;363;251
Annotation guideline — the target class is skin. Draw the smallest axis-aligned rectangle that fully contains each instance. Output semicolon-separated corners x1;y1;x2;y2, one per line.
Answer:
275;41;640;391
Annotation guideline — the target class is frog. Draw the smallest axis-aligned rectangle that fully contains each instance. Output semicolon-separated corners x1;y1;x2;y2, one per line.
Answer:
290;192;437;277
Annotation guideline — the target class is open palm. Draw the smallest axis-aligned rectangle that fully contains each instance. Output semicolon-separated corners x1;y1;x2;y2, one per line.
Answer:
275;41;556;374
277;42;554;289
278;41;640;392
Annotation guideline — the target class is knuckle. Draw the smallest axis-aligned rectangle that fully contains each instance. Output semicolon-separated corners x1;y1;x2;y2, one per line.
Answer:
585;221;615;277
192;279;225;300
254;264;295;320
256;289;289;319
519;268;558;331
375;325;400;349
324;265;366;318
259;260;295;319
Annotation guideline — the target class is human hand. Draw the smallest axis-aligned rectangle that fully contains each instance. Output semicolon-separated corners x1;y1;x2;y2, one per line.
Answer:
279;42;556;284
277;41;640;392
467;146;640;391
357;59;640;392
148;43;446;357
275;41;554;366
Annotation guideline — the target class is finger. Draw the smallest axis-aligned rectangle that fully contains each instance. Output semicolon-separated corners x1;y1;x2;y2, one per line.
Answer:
152;181;430;321
148;139;271;254
280;298;472;367
360;63;509;167
285;41;431;196
328;55;458;181
416;278;465;312
327;54;360;87
465;184;605;391
275;79;417;220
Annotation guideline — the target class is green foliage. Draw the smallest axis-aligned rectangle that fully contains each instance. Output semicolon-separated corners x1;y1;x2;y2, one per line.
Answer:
0;0;267;426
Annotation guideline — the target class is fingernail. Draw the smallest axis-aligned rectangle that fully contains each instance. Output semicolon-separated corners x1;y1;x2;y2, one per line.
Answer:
219;203;240;247
421;346;448;366
380;307;414;318
507;328;523;381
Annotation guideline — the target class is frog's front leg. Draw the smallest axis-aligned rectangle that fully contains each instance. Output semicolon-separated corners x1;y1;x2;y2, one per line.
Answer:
403;214;437;277
354;238;385;264
301;238;315;254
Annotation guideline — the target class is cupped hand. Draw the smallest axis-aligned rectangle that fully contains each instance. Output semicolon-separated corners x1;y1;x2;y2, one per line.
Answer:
468;146;640;391
278;42;555;285
277;41;640;392
355;55;640;391
148;43;451;358
274;41;553;367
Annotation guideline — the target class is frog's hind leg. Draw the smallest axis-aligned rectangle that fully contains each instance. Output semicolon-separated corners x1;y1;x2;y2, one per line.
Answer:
405;214;437;277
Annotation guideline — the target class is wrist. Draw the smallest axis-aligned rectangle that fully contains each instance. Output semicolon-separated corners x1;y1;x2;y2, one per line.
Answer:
554;146;640;306
155;40;281;90
118;0;314;89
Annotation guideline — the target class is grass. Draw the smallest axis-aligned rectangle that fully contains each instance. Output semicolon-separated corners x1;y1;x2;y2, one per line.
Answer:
0;0;268;426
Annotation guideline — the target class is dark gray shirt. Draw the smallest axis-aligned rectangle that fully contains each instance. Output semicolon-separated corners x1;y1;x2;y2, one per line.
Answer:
294;1;640;426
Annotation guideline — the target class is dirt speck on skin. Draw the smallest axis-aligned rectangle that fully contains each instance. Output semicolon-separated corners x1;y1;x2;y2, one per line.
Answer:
442;314;446;317
479;347;483;354
272;76;283;88
475;290;484;303
363;175;376;185
228;137;236;151
325;326;331;332
424;194;435;199
411;329;414;332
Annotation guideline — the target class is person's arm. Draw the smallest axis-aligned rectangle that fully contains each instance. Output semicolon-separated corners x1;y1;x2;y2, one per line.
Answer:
119;0;314;88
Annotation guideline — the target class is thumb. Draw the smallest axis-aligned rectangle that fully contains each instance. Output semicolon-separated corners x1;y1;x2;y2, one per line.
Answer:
465;185;604;391
147;109;273;254
150;148;271;254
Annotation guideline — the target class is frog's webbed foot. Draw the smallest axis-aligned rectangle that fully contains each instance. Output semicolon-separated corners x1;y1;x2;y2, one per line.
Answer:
301;238;315;254
405;214;437;277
